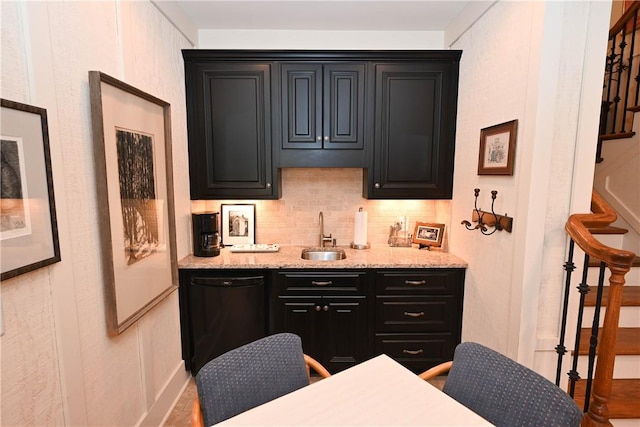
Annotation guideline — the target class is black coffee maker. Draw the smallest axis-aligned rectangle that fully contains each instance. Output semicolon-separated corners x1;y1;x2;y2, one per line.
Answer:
192;212;220;257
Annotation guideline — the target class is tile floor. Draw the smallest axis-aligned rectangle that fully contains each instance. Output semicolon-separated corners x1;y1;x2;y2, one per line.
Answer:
163;375;447;426
164;378;196;427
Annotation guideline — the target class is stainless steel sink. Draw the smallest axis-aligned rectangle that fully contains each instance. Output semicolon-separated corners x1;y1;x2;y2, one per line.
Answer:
301;247;347;261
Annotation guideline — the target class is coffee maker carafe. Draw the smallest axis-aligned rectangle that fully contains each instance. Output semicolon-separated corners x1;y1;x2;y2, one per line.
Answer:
192;212;220;257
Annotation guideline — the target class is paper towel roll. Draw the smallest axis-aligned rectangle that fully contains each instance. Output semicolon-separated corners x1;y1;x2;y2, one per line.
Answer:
354;210;368;246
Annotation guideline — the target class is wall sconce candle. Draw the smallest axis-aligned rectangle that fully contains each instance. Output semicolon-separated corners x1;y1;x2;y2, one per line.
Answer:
461;188;513;235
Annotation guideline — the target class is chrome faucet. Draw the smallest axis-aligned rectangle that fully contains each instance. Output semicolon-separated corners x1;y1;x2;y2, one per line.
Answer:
318;211;334;247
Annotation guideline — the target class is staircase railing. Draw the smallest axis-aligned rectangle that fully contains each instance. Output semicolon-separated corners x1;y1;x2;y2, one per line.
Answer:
556;191;636;427
598;1;640;162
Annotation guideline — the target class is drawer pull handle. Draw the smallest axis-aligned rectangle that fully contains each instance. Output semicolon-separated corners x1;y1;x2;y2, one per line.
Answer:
312;280;332;286
402;349;424;355
404;311;425;318
405;280;427;285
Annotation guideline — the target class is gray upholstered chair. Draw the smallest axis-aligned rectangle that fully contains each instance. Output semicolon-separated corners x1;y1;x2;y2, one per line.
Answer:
191;333;330;427
419;342;583;427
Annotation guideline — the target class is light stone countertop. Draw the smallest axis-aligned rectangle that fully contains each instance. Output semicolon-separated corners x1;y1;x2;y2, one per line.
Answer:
178;244;467;269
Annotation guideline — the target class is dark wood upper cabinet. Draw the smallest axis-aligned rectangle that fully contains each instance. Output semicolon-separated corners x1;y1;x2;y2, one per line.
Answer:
281;63;366;150
183;50;460;200
183;56;279;199
364;56;461;199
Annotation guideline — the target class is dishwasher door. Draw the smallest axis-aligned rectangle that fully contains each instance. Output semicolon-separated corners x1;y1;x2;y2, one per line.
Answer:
188;275;266;375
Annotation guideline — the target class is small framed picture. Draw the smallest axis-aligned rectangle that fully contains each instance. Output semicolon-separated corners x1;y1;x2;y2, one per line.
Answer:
412;222;445;247
221;204;256;246
478;119;518;175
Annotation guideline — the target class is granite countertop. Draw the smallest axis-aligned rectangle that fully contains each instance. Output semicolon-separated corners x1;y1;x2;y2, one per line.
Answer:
178;245;468;269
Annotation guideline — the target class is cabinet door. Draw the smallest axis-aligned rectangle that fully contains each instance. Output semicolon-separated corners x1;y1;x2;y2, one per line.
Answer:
323;64;365;150
271;297;323;359
366;61;459;199
185;61;277;199
321;297;369;372
281;64;323;149
281;63;365;150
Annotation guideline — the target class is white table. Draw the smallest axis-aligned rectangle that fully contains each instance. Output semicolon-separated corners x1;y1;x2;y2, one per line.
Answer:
217;354;494;426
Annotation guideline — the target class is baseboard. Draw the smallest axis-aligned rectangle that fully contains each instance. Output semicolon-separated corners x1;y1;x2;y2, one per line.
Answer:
136;362;191;427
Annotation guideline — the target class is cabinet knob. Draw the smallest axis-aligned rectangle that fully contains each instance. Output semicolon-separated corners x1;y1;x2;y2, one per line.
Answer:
317;136;322;141
402;349;424;355
405;280;427;286
323;305;329;312
266;182;271;188
374;183;380;189
324;136;329;141
315;305;321;312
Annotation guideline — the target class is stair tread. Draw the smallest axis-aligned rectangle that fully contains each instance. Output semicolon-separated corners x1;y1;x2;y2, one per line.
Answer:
600;131;636;141
584;286;640;307
576;327;640;355
573;379;640;419
588;226;629;235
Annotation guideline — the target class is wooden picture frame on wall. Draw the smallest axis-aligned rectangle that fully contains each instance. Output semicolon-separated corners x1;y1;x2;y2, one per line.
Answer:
1;99;61;280
89;71;178;335
478;119;518;175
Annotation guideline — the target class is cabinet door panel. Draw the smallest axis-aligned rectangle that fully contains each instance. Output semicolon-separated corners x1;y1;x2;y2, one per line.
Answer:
271;298;322;358
185;61;277;199
367;61;459;199
323;298;368;372
324;64;365;149
281;64;322;148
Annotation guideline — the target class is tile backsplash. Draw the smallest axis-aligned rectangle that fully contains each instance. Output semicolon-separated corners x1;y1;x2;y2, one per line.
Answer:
191;168;451;247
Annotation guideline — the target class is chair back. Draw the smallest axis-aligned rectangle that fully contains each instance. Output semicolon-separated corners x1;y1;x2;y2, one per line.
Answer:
195;333;310;426
443;342;583;427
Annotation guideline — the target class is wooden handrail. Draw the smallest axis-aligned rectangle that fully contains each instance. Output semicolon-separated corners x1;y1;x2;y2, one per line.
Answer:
566;191;636;427
609;1;640;37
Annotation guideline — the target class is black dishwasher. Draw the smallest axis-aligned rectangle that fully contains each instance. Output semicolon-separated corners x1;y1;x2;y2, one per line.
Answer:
182;272;266;375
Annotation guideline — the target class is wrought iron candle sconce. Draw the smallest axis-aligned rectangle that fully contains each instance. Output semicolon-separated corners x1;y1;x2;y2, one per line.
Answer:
461;188;513;235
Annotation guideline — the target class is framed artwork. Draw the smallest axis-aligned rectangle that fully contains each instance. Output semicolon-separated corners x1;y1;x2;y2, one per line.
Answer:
478;119;518;175
412;222;445;247
221;204;255;246
1;99;61;280
89;71;177;335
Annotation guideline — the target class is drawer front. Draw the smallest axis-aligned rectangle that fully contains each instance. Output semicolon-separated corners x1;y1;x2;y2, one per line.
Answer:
375;333;457;373
272;270;368;295
375;296;460;332
375;269;464;295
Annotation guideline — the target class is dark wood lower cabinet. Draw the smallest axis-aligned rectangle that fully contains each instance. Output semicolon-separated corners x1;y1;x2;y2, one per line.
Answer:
269;270;371;373
374;333;457;373
178;267;464;375
373;269;465;373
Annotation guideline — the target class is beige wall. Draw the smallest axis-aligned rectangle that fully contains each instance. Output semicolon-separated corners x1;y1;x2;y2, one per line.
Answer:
0;1;192;425
448;0;610;375
0;1;612;425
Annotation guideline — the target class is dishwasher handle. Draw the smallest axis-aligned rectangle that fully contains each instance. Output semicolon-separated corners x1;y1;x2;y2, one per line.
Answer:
191;276;264;287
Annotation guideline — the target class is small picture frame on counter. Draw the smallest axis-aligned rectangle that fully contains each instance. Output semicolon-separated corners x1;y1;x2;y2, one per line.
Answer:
413;222;445;248
221;204;256;246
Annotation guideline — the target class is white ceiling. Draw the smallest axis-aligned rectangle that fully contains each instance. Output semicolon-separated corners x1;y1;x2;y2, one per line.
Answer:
162;0;473;31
